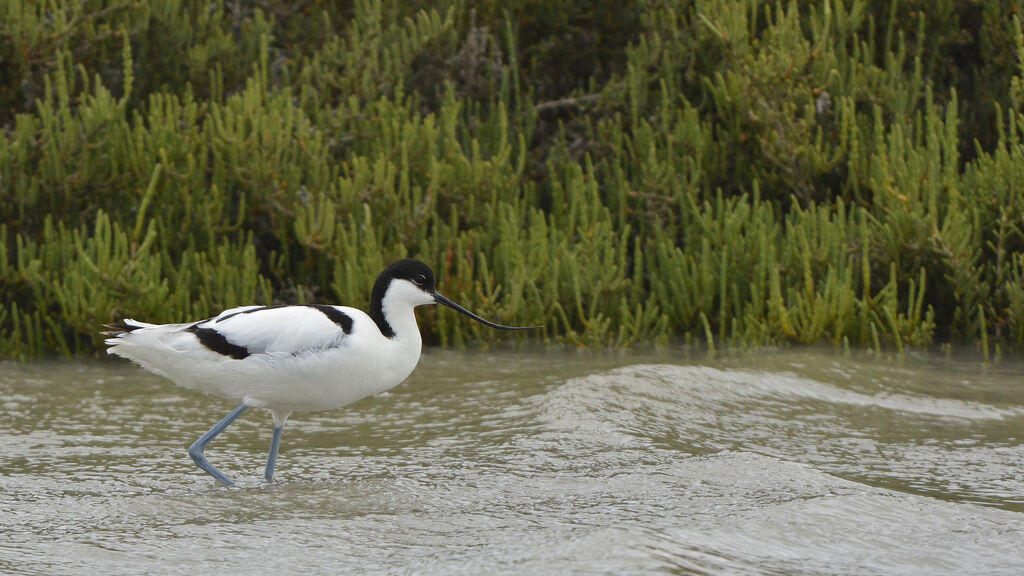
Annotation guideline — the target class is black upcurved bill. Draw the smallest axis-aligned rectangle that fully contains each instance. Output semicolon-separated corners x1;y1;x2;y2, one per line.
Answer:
434;293;541;331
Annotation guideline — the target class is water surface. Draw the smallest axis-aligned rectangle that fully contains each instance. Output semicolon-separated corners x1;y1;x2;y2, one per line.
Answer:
2;348;1023;575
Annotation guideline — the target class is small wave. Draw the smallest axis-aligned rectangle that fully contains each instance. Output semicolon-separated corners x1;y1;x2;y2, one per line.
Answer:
527;363;1024;511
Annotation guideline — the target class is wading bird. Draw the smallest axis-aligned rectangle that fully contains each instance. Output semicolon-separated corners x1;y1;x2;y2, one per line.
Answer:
105;259;538;485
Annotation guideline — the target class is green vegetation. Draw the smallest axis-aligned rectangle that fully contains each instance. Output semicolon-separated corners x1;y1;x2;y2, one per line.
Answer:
3;0;1024;357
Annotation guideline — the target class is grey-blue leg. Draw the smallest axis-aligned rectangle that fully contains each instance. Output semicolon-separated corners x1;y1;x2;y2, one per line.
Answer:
188;403;249;486
265;426;284;482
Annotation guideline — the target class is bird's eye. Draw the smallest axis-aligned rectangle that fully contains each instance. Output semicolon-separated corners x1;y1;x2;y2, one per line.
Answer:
412;274;427;286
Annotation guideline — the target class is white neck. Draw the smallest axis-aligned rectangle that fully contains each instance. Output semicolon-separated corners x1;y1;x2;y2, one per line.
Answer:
381;299;423;346
378;279;434;344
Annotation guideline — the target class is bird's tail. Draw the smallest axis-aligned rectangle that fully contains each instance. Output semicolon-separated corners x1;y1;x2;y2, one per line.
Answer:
102;319;158;345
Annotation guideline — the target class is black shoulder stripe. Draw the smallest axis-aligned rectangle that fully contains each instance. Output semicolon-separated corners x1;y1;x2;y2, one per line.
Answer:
310;305;354;334
215;306;271;323
188;326;250;359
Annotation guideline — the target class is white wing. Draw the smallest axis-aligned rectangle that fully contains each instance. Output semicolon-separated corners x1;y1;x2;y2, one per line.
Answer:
107;304;361;360
192;305;357;356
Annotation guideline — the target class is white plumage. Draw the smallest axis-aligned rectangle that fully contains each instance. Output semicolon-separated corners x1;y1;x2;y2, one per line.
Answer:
105;259;537;485
109;302;420;422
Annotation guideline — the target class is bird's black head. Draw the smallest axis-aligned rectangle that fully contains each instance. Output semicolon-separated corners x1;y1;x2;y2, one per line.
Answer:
369;259;436;337
378;258;437;293
369;258;541;338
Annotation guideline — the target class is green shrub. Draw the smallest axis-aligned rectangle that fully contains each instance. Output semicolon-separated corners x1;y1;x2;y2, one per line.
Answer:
2;0;1024;357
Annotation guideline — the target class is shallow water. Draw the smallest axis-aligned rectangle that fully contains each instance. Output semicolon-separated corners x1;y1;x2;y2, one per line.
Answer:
2;348;1023;575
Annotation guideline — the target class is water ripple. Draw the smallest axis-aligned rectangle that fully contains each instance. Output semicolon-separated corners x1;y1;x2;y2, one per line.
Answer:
2;351;1023;575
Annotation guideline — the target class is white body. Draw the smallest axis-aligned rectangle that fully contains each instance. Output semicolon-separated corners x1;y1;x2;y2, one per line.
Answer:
106;279;433;424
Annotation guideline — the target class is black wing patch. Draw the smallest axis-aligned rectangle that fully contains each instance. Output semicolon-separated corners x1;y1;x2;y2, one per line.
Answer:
188;325;250;360
310;305;354;334
215;305;275;323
